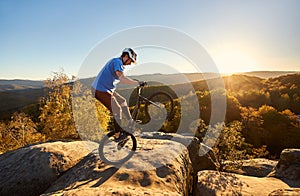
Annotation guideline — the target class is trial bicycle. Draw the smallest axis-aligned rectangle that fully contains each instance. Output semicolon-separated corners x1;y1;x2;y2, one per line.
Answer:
98;83;174;165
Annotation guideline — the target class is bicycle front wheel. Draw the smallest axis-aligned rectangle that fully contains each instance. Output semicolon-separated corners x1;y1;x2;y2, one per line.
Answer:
145;91;174;122
98;131;136;165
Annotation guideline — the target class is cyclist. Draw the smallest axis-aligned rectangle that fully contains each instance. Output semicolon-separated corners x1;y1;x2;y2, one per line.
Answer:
92;48;145;142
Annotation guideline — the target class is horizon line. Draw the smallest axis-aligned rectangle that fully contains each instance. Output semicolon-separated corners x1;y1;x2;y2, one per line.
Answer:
1;70;300;81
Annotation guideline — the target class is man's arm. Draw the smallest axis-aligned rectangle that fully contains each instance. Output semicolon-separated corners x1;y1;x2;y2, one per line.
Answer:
116;71;139;85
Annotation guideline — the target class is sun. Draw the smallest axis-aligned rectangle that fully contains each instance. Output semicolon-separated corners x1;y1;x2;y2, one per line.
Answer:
213;50;259;74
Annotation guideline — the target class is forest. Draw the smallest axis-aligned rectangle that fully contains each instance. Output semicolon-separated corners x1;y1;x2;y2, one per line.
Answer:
0;72;299;169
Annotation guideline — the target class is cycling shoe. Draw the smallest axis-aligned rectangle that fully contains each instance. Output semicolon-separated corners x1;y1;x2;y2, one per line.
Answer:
114;132;128;143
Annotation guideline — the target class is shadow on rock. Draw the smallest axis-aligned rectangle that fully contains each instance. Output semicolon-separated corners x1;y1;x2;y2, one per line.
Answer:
44;150;120;194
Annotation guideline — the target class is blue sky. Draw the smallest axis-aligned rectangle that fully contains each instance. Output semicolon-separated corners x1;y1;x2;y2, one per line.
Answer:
1;0;300;80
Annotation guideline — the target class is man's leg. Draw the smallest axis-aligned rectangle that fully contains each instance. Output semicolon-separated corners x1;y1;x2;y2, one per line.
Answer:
110;96;123;134
113;92;132;121
112;91;137;132
94;90;123;135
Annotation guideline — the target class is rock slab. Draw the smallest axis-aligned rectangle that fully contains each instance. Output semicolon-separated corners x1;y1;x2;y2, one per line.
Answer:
268;148;300;187
43;137;193;196
195;170;289;196
0;141;97;196
269;188;300;196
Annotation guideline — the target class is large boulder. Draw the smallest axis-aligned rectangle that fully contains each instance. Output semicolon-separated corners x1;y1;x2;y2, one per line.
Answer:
0;141;97;196
139;132;217;172
223;158;277;177
268;149;300;187
269;188;300;196
195;170;289;196
240;158;277;177
43;136;194;195
0;132;223;195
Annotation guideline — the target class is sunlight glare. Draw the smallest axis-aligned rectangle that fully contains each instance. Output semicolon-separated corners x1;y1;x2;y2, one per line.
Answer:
213;50;258;73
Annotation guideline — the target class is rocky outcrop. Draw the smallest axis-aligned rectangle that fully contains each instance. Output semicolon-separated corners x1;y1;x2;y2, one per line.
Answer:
196;149;300;195
43;136;193;195
269;188;300;196
0;132;217;196
195;170;290;196
268;149;300;187
1;132;299;196
223;158;277;177
0;141;97;196
138;132;216;171
240;158;277;177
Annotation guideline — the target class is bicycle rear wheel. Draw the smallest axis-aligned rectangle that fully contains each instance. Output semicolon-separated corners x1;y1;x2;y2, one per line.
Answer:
98;131;136;165
145;91;174;122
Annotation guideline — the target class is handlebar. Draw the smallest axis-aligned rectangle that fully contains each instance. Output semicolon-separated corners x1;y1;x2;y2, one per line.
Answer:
133;79;147;88
138;81;147;87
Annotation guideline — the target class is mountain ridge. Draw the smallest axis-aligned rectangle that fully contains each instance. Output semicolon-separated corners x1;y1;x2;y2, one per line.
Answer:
0;71;299;120
0;79;44;92
1;71;298;92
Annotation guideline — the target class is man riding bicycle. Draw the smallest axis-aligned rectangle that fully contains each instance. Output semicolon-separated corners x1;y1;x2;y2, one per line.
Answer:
92;48;145;142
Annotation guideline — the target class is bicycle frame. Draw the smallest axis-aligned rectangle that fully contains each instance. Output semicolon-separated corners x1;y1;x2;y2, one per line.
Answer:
130;86;163;126
131;86;146;123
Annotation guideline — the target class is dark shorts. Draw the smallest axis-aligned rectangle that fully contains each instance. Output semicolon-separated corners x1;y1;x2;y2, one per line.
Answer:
93;89;126;115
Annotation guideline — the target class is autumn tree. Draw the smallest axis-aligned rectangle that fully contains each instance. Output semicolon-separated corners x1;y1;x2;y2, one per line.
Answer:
262;74;300;114
72;81;110;141
236;90;270;108
241;107;264;147
198;89;241;124
39;72;78;140
0;112;44;152
216;122;248;164
203;121;252;171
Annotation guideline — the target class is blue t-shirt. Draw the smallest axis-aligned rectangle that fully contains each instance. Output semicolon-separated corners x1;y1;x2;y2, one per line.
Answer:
92;57;124;92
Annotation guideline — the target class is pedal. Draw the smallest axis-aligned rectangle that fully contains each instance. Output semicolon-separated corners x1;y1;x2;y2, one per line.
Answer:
135;120;142;124
117;137;129;150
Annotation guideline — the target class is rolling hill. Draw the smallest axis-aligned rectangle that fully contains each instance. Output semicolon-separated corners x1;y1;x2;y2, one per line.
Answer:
0;80;44;91
0;71;299;120
240;71;300;79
